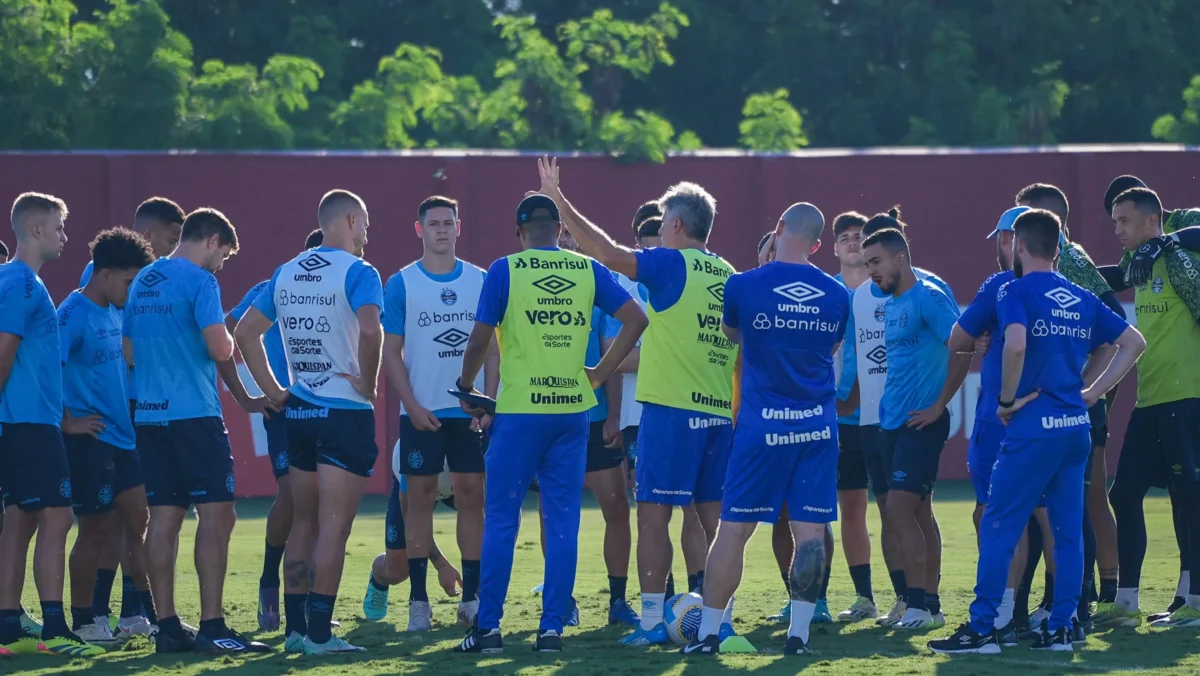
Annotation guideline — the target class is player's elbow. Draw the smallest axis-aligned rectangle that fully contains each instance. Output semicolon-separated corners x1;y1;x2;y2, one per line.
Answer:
207;334;235;363
1118;326;1147;356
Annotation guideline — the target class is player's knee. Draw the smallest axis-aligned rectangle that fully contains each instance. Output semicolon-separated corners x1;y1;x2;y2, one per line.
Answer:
453;478;484;510
39;506;74;536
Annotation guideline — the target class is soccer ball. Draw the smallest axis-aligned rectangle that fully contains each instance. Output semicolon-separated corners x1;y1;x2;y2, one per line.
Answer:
390;440;454;500
664;592;703;645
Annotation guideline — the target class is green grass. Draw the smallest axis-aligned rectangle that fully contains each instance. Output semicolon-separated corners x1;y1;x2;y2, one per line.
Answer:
11;481;1198;675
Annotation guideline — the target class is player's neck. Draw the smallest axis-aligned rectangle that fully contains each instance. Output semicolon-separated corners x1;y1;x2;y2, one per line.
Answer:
81;279;106;306
420;250;457;275
1022;259;1054;274
891;267;918;296
668;236;707;252
839;263;868;287
170;242;210;268
13;244;47;273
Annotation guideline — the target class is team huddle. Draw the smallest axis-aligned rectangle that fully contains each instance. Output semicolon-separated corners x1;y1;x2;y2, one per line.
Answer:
0;157;1198;660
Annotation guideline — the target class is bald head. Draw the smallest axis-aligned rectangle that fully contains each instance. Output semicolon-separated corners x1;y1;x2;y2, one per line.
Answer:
317;189;367;231
780;202;825;244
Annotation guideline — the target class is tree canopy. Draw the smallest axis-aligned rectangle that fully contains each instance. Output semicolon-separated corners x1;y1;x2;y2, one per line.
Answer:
2;0;1198;160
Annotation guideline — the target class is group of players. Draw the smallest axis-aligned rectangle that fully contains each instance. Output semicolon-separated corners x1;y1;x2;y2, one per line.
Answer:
0;156;1197;659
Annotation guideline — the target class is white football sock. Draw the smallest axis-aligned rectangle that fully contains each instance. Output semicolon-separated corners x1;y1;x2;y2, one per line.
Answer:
995;588;1015;629
788;601;816;641
1115;588;1139;611
640;593;664;631
722;595;735;625
1177;570;1190;598
698;606;723;640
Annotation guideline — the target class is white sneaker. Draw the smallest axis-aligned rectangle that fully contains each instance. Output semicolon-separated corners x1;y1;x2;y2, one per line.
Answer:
457;599;479;627
408;600;433;632
838;596;879;621
76;619;120;645
894;608;936;630
876;597;907;626
531;583;544;595
116;615;153;641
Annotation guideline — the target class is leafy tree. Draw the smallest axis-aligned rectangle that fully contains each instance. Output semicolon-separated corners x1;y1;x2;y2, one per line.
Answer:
180;55;322;149
1152;75;1200;144
739;89;806;151
0;0;75;148
67;0;193;149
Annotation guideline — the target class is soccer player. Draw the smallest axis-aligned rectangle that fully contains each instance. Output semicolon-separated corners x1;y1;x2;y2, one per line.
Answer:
225;227;324;631
945;206;1029;645
236;190;384;654
379;195;493;630
533;158;740;646
1091;187;1200;628
836;211;956;627
364;446;461;621
59;229;155;647
614;206;708;600
0;193;103;657
854;221;965;630
552;226;639;627
929;208;1144;654
80;197;184;638
756;230;838;625
124;207;271;655
1014;183;1123;633
828;211;879;621
452;192;645;654
682;203;850;656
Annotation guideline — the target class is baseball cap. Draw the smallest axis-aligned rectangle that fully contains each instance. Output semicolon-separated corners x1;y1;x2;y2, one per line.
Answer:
516;194;560;226
987;206;1031;239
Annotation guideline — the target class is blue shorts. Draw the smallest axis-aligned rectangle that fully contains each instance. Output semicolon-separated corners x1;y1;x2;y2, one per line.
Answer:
884;410;950;497
285;395;378;478
137;417;235;508
0;423;71;511
635;403;733;506
65;435;143;515
967;419;1006;505
263;412;289;480
386;478;406;551
722;424;839;524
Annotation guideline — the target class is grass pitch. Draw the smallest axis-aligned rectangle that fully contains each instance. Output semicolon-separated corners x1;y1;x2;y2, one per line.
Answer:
12;482;1198;675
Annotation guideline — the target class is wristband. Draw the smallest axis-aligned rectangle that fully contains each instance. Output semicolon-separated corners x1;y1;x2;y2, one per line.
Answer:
998;396;1015;409
455;378;471;392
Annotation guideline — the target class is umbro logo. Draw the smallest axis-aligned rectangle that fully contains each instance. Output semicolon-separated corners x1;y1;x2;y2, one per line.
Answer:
533;275;575;296
298;254;331;273
1044;287;1081;310
140;270;167;288
211;638;245;651
773;281;825;304
706;282;724;302
433;327;470;349
866;344;887;366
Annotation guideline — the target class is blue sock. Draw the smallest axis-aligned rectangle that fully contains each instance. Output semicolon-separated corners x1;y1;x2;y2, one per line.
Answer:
0;609;22;641
157;615;186;639
284;593;308;637
140;590;158;624
198;617;226;637
119;575;141;618
40;602;69;639
306;593;335;644
261;542;285;589
462;559;481;602
369;574;388;592
92;568;117;618
71;605;93;631
409;558;429;602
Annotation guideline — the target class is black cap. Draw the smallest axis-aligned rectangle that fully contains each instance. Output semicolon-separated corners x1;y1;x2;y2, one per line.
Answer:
516;194;560;226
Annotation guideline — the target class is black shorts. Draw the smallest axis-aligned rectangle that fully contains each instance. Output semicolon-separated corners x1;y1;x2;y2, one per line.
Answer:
263;412;290;480
399;416;485;476
386;478;406;551
137;417;235;508
1089;399;1110;449
65;436;143;515
586;420;625;473
884;410;951;497
285;396;378;478
1114;398;1200;490
836;424;869;491
623;425;639;470
860;424;893;496
0;423;71;511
